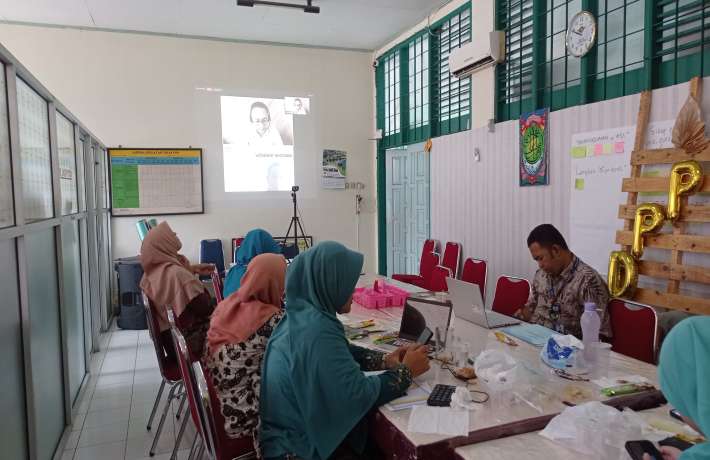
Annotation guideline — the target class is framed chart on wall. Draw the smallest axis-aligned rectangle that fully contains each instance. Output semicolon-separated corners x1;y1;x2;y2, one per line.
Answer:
108;148;204;217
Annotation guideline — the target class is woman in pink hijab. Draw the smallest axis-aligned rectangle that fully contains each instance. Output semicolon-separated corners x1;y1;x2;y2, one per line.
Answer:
205;253;287;447
140;221;215;359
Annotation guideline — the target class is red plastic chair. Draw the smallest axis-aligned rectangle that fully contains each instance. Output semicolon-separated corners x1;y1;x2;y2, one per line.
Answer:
441;242;462;278
392;239;438;285
168;309;255;460
427;265;452;292
211;268;224;303
461;258;487;300
490;276;531;317
608;299;658;364
141;294;185;456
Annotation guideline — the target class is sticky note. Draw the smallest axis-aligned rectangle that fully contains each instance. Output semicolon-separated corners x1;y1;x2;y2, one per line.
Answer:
575;178;585;190
594;144;603;155
587;145;595;157
603;143;613;154
614;141;625;153
571;146;587;158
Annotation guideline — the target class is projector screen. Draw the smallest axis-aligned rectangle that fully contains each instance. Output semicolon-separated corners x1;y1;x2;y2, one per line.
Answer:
221;96;296;192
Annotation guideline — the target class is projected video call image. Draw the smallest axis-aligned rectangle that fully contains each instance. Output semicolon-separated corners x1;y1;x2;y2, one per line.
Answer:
221;96;295;192
284;96;310;115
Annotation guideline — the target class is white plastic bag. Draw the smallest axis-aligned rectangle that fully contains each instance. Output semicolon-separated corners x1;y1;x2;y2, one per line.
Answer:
540;401;643;459
473;349;519;388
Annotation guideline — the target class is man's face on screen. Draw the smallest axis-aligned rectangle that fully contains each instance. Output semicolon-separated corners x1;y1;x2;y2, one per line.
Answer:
251;106;271;136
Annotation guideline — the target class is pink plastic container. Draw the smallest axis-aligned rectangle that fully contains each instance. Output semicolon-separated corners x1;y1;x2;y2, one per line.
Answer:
353;281;409;309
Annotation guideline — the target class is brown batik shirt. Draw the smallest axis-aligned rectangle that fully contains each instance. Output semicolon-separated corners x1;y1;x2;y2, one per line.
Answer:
525;255;612;339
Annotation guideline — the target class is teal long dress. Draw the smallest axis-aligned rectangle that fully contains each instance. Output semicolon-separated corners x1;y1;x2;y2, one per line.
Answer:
259;241;412;460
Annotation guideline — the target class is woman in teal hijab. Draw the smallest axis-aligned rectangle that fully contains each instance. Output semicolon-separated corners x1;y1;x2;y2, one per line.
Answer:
259;241;430;460
223;229;281;297
654;316;710;460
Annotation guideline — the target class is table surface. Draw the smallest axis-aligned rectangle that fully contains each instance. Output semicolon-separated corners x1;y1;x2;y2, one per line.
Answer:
345;275;662;452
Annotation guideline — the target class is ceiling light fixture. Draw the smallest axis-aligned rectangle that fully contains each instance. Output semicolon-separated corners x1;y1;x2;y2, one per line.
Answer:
236;0;320;14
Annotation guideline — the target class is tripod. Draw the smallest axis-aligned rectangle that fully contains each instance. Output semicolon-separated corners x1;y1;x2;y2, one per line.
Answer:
282;186;309;257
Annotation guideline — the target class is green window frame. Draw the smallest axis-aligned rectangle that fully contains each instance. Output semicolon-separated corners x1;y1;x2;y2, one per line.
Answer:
375;3;472;275
496;0;710;122
432;6;473;135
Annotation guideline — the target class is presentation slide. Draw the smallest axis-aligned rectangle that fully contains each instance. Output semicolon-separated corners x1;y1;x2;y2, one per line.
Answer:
221;96;302;192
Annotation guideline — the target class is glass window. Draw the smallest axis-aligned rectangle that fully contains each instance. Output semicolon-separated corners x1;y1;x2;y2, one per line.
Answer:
0;63;13;228
437;7;472;130
56;112;78;215
17;78;53;222
408;34;430;131
77;136;86;212
497;0;535;120
383;52;401;138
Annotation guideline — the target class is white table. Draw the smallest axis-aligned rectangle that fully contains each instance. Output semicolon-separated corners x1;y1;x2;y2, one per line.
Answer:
345;276;663;458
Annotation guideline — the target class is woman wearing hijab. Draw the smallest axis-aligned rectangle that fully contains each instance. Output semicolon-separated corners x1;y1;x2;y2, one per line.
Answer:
259;241;430;460
140;222;215;359
646;316;709;460
224;229;281;298
205;253;287;446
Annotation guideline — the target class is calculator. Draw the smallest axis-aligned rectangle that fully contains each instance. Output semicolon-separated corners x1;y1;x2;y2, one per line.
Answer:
426;384;457;407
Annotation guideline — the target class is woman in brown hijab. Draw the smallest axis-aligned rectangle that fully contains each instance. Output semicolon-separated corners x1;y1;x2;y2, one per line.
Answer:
140;221;215;359
205;253;286;447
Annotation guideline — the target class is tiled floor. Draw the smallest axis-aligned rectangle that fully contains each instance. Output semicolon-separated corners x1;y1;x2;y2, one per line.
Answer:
62;326;198;460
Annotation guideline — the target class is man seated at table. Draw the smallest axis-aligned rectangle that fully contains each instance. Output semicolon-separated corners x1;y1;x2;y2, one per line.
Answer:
514;224;612;339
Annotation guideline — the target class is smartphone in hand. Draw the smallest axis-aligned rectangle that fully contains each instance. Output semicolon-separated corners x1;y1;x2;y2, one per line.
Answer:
416;327;433;345
625;440;662;460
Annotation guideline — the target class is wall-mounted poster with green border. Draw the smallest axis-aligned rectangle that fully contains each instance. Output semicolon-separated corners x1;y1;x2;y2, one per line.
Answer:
519;108;549;186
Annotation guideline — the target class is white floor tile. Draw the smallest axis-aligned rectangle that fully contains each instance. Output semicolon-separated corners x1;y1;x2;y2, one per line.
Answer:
92;384;133;401
77;422;128;448
128;411;175;440
89;395;132;412
124;426;178;459
83;406;131;429
95;372;135;387
74;440;125;460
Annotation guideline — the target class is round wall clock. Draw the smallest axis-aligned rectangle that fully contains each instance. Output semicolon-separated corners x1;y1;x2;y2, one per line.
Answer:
566;11;597;58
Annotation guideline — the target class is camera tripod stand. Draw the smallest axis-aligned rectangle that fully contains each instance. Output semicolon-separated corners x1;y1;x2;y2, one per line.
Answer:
282;186;309;258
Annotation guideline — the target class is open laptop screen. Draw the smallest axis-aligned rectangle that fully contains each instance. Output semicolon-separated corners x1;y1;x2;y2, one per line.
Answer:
398;296;452;342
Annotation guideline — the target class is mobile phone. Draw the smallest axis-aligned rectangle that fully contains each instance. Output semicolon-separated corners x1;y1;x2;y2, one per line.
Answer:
670;408;683;422
659;436;693;451
416;327;433;345
625;440;662;460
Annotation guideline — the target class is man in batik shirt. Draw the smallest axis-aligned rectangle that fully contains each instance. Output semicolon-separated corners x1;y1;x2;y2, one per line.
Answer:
514;224;612;339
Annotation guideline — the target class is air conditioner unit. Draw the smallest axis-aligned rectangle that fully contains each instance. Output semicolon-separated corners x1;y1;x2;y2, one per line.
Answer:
449;31;505;78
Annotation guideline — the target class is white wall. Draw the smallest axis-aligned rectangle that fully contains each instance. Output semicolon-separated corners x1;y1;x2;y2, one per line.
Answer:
431;78;710;302
0;24;378;270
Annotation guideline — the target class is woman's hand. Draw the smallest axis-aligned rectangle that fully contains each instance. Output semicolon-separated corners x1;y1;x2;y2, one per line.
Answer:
642;446;682;460
402;345;430;378
191;263;216;276
384;345;414;369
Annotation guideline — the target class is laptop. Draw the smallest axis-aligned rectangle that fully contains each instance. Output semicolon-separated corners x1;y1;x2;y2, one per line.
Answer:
375;293;453;351
446;277;520;329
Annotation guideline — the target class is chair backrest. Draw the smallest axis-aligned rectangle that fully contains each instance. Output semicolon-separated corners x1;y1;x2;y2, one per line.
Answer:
420;251;440;280
201;239;226;274
427;265;452;292
442;242;462;278
231;237;245;263
211;269;224;303
490;275;531;316
418;239;437;274
168;309;212;451
142;293;179;382
608;299;658;364
461;258;487;300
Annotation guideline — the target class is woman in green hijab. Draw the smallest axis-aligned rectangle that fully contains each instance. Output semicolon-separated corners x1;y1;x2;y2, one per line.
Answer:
259;241;430;460
651;316;709;460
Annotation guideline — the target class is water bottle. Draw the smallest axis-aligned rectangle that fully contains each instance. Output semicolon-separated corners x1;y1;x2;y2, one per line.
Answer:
581;302;601;366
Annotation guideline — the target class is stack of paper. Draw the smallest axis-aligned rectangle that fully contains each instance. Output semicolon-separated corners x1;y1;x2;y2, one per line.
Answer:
385;382;432;411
